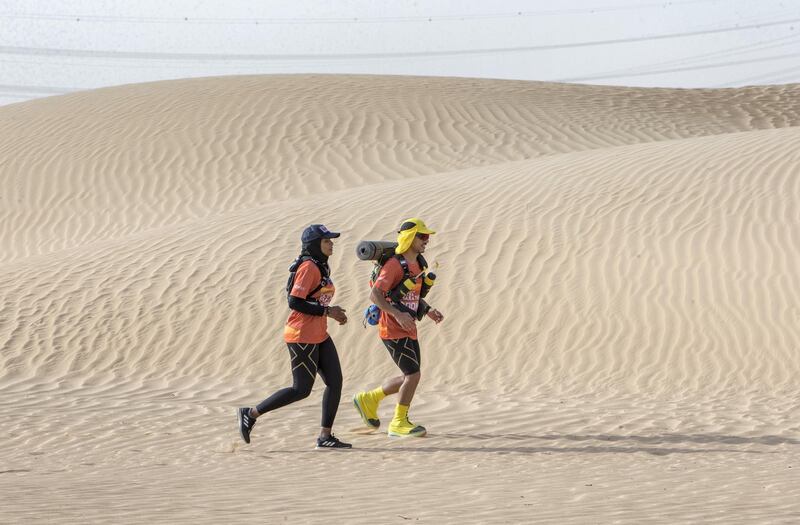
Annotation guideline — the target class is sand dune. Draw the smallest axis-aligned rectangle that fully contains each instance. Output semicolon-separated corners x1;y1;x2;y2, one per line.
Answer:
1;75;799;262
1;76;799;523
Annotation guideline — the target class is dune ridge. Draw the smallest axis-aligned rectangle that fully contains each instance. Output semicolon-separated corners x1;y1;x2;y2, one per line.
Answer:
1;76;799;524
1;76;799;262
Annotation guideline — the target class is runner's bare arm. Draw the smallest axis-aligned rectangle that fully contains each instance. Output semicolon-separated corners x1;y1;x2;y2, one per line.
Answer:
370;286;415;330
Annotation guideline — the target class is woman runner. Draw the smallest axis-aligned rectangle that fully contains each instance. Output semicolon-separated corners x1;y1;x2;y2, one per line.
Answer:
237;224;352;449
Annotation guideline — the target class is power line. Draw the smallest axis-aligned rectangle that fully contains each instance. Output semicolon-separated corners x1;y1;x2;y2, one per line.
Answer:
0;92;40;99
0;0;727;25
563;51;800;82
558;32;800;81
0;16;797;62
0;84;76;93
721;63;800;86
4;34;796;78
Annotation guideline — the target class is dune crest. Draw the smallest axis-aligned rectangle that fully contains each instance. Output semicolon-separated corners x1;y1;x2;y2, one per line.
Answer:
1;75;798;262
1;76;799;524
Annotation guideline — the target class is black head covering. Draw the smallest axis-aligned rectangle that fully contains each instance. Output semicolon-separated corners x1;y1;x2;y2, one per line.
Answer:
300;238;331;277
297;224;338;277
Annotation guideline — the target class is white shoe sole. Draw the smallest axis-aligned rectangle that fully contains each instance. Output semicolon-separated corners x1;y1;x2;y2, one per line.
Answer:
387;429;427;438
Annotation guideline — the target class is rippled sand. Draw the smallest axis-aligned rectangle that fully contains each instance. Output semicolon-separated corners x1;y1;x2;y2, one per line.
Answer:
1;75;799;524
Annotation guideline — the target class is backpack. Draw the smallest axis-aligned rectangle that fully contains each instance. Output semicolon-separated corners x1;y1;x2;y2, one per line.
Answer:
357;239;437;326
286;256;328;302
369;253;428;292
364;253;434;325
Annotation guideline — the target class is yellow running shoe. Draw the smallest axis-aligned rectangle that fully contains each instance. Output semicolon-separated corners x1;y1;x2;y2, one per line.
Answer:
387;417;427;438
353;392;380;429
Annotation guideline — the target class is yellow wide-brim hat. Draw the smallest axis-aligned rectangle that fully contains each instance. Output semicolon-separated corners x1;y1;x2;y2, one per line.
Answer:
395;218;436;254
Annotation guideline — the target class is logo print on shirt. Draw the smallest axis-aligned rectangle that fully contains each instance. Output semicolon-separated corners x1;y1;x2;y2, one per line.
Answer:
401;290;419;311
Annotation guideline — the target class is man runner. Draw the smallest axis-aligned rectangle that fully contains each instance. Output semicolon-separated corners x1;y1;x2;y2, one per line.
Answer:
353;218;444;437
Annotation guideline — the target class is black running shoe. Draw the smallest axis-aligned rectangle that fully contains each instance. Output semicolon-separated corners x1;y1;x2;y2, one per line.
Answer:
237;407;256;444
315;434;352;450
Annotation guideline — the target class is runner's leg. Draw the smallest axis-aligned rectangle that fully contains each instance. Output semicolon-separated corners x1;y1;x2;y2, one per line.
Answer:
253;342;319;416
316;337;343;432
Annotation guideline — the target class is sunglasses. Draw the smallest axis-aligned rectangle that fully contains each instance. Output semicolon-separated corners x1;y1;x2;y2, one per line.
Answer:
415;233;430;241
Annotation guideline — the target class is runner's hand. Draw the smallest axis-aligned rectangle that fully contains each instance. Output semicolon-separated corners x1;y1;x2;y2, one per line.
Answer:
427;308;444;324
394;311;416;331
327;305;348;325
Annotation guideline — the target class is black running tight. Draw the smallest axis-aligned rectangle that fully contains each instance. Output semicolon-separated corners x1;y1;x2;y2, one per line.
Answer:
255;337;343;428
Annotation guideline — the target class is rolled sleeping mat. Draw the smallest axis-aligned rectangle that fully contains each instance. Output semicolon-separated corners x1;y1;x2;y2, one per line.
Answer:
356;240;398;261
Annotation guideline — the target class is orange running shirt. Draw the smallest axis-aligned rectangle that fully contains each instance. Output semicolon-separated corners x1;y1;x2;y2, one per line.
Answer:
284;260;335;344
373;256;422;340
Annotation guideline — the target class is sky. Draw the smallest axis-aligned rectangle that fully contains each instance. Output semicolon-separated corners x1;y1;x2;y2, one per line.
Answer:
1;0;799;106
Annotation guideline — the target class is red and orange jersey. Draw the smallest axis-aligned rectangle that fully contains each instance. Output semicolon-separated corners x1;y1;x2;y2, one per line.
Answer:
373;257;422;340
284;260;335;344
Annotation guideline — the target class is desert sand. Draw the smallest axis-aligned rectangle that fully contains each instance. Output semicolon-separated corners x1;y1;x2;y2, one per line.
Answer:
1;75;799;523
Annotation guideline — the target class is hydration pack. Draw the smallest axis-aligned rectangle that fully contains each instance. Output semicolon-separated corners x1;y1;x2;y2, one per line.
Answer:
285;255;328;301
369;253;433;301
356;240;436;325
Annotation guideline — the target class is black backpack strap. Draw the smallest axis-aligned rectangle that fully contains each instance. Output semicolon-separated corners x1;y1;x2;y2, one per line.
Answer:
386;254;415;305
287;256;326;300
394;254;410;281
307;279;325;299
388;254;432;315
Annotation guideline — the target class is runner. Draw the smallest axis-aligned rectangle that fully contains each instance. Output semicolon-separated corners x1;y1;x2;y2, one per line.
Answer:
353;218;444;437
237;224;352;449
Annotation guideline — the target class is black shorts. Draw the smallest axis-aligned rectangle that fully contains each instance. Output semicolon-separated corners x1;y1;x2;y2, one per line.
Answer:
382;337;421;375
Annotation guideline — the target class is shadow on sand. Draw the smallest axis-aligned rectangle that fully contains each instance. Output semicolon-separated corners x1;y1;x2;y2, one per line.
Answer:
253;432;798;457
440;432;800;446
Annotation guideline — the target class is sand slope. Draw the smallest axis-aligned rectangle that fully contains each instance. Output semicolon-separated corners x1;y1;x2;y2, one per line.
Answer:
1;76;799;524
1;75;798;262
